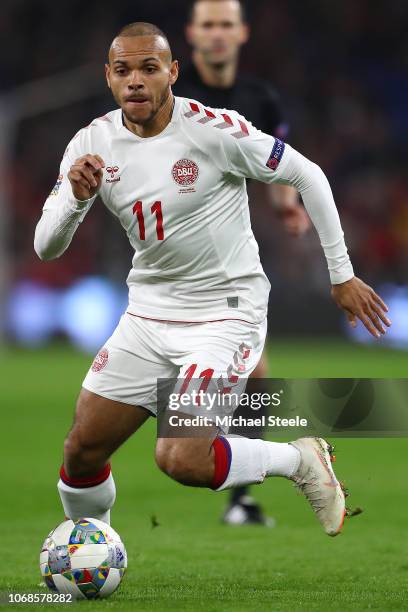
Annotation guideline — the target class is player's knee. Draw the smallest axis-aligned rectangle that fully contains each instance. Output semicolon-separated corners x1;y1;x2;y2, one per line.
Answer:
155;439;194;484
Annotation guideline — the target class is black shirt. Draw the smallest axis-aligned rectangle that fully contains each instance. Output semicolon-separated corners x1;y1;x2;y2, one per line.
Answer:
174;62;288;139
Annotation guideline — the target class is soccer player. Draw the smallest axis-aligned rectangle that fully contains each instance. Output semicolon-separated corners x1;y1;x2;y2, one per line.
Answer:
175;0;310;525
34;23;391;537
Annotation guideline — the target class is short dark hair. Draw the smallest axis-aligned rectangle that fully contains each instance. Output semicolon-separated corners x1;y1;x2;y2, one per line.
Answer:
116;22;169;43
113;22;172;60
188;0;247;23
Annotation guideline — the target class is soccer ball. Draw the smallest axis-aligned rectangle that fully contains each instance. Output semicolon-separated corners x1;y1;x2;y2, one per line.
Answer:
39;518;127;600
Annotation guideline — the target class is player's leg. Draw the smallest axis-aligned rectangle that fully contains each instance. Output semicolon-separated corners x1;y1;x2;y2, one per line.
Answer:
155;422;300;487
58;312;175;524
58;389;150;523
155;319;298;487
155;423;217;486
156;421;346;535
155;319;347;536
63;389;149;479
223;352;274;525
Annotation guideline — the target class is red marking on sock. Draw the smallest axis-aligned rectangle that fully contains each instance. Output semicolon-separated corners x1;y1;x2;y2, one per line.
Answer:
211;437;232;490
60;463;111;488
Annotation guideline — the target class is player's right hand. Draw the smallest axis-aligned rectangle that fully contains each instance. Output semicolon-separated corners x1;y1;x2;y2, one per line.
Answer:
68;154;105;201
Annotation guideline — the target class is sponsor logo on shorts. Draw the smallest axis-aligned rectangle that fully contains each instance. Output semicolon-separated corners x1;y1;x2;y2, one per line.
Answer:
172;159;199;191
91;348;109;372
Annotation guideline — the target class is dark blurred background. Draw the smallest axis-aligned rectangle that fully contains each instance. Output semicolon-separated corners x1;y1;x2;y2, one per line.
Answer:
1;0;407;352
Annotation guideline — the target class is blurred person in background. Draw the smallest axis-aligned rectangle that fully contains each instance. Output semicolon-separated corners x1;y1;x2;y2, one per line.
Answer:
175;0;311;526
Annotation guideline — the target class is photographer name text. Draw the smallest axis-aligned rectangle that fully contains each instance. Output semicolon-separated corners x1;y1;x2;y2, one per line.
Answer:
167;415;308;428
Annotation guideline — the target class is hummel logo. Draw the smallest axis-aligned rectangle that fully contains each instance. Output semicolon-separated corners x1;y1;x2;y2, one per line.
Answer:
106;166;120;183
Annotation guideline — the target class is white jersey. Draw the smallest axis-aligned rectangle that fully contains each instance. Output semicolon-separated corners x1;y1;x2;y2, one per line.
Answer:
34;96;354;323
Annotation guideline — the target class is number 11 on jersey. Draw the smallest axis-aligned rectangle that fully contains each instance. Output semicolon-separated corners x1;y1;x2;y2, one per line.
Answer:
132;200;164;240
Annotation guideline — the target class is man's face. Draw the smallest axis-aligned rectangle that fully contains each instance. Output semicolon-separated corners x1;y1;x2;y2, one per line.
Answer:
105;35;178;125
187;1;249;66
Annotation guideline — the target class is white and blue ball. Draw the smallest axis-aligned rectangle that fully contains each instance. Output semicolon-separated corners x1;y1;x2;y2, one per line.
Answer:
40;518;127;599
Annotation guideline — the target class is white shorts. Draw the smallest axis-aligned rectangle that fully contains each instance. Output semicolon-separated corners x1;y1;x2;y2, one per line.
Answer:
82;313;267;426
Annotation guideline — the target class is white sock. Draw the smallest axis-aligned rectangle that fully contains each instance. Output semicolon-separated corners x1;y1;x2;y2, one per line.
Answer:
215;437;300;491
57;473;116;523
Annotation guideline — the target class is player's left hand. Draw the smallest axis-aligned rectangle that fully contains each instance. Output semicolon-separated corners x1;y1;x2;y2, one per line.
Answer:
331;277;392;338
277;202;311;236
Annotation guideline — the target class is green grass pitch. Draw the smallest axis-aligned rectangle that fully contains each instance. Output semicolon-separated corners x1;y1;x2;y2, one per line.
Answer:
0;339;407;610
